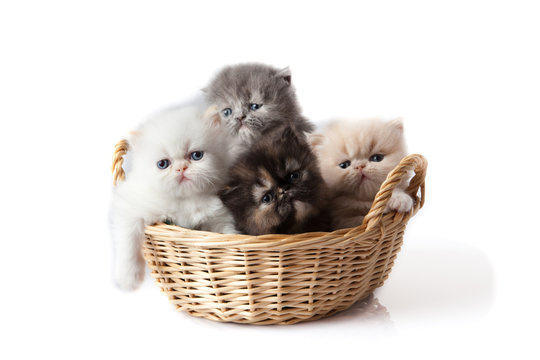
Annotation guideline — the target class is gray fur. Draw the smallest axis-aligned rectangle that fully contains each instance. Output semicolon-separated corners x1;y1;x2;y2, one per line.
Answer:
205;63;314;144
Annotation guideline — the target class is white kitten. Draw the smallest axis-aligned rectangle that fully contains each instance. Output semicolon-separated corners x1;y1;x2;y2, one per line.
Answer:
111;104;237;291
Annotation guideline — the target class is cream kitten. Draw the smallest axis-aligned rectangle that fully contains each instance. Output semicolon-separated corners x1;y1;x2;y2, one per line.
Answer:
111;104;237;291
311;118;413;230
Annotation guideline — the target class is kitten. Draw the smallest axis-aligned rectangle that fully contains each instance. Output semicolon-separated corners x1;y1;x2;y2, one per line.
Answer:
111;104;237;291
219;126;328;235
204;63;314;147
311;118;413;230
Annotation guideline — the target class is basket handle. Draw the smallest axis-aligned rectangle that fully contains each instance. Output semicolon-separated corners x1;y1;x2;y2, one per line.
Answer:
112;139;129;185
361;154;427;231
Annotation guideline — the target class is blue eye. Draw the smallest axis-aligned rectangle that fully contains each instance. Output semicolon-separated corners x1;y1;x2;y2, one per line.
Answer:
222;108;232;117
339;161;351;169
249;103;261;111
157;159;170;169
369;154;384;162
262;192;274;203
190;151;204;161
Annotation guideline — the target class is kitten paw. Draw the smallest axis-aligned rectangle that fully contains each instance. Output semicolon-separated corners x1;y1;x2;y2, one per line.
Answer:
222;225;239;234
114;260;145;291
386;192;413;213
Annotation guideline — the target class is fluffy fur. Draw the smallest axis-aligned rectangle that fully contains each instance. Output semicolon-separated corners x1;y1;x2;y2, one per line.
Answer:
219;126;328;235
311;118;412;230
111;104;237;290
205;63;314;147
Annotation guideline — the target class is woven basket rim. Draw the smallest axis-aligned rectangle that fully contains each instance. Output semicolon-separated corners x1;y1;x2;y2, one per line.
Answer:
143;210;414;250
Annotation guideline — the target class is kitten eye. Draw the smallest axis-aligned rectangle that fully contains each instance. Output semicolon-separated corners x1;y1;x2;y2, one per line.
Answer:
339;161;351;169
262;192;274;204
249;103;261;111
190;151;204;161
369;154;384;162
157;159;171;169
288;171;300;182
222;108;232;117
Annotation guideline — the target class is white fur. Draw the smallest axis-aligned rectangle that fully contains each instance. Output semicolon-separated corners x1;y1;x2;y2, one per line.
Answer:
111;104;237;291
386;187;414;213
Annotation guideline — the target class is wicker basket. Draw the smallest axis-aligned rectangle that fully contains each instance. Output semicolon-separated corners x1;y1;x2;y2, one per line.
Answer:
112;140;427;325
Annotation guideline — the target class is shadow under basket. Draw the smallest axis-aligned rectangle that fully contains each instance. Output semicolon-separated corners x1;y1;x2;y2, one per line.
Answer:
112;140;427;325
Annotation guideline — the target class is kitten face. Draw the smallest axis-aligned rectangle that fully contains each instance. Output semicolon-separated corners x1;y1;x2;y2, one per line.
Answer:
206;63;312;145
220;127;324;235
129;106;232;198
313;118;407;201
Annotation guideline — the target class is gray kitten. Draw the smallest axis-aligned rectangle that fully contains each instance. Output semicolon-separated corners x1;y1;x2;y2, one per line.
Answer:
205;63;314;145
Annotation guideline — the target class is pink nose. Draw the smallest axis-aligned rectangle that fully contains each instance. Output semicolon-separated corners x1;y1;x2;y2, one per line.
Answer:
177;165;188;172
355;164;366;170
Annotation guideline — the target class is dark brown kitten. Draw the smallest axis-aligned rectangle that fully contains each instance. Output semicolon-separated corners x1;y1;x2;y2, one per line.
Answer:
219;126;329;235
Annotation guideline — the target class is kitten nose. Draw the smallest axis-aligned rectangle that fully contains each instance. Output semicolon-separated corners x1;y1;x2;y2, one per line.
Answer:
278;188;293;199
355;164;366;170
177;165;188;172
236;115;246;122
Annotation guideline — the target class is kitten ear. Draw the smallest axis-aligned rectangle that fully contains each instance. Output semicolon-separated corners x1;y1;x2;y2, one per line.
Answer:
202;105;222;128
385;117;406;145
307;133;325;148
276;126;302;147
126;130;141;149
387;117;404;133
277;67;292;86
218;185;239;201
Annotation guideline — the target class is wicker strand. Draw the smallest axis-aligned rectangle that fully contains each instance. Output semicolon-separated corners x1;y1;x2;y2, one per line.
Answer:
112;139;129;186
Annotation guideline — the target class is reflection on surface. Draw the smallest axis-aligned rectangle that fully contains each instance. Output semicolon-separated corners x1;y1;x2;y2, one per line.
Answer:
316;293;394;328
377;238;494;322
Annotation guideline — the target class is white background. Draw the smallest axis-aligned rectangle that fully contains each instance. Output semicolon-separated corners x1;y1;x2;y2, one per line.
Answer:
1;1;539;359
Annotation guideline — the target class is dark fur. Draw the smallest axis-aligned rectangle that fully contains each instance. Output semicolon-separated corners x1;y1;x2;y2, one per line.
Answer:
219;127;329;235
205;63;314;141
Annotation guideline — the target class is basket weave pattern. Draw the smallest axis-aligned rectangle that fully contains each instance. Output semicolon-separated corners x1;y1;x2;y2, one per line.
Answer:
112;140;426;325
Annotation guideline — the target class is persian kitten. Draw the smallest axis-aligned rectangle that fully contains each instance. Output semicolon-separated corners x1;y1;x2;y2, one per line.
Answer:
204;63;314;147
311;118;413;230
111;104;237;290
219;126;328;235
